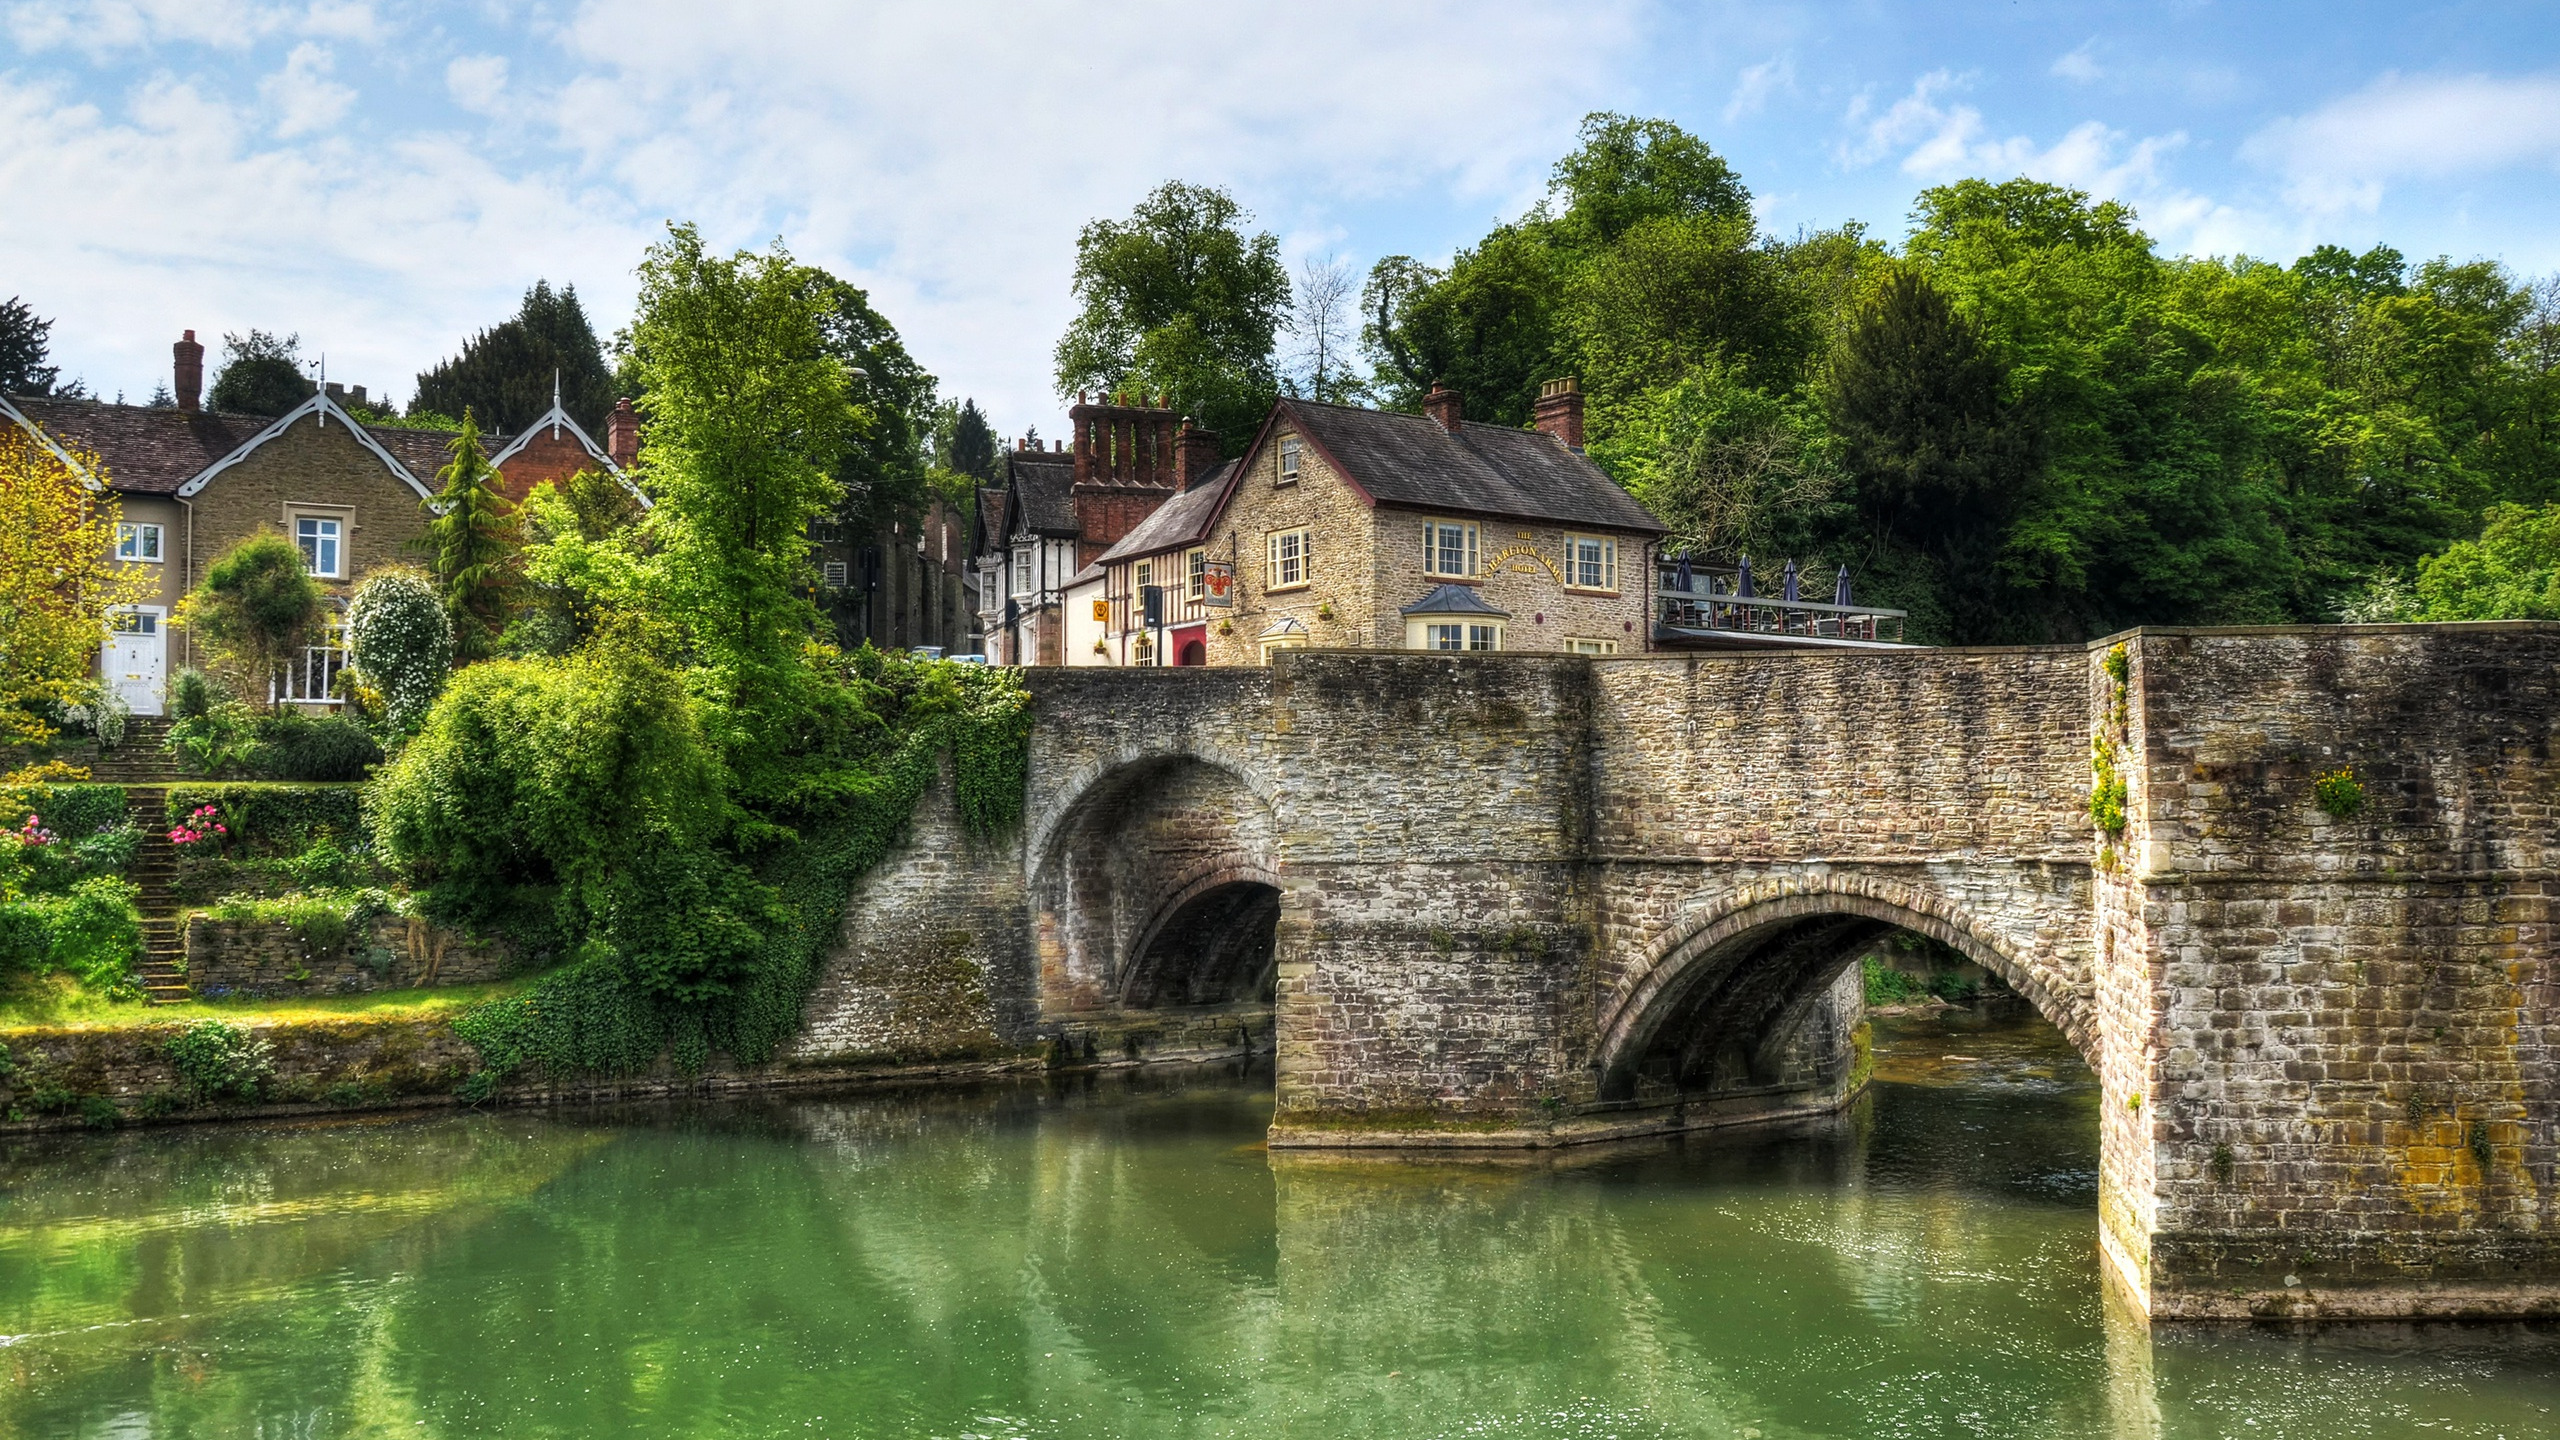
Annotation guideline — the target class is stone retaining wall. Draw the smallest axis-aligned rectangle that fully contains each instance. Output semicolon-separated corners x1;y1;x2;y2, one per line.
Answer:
184;913;520;1000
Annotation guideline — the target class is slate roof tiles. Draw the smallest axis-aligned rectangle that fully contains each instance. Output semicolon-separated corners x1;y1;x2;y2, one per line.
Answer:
1282;400;1662;534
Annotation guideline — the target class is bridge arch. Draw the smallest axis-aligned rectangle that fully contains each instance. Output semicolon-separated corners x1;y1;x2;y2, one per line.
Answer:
1596;873;2095;1102
1029;749;1284;1021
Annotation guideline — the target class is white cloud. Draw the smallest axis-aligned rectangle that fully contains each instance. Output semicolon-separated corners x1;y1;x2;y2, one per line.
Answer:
3;0;377;55
2243;71;2560;215
2;0;1649;428
1725;55;1793;121
0;68;645;410
445;53;507;115
2051;40;2101;84
259;40;353;137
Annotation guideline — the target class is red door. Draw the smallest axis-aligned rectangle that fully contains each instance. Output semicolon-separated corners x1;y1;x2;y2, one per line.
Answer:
1171;624;1207;666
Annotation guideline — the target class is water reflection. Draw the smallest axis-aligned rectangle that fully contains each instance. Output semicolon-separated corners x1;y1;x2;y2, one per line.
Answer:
0;1014;2553;1438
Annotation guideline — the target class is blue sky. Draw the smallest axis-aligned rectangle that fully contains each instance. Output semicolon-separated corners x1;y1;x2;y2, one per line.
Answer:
7;1;2558;438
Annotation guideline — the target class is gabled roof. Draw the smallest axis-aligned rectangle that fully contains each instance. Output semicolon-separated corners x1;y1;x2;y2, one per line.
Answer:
1093;461;1237;565
178;389;437;501
0;393;105;488
1267;399;1663;535
970;486;1009;560
483;399;649;509
3;394;260;494
1005;451;1078;536
1401;582;1512;618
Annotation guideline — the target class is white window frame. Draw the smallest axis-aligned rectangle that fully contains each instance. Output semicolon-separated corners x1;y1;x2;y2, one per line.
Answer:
1566;533;1619;593
1565;638;1619;656
108;609;160;637
1277;435;1302;486
823;560;849;588
115;522;164;564
1422;621;1502;652
1132;630;1156;667
273;610;347;706
1185;547;1206;601
292;512;346;579
1424;519;1480;579
1012;547;1034;598
1266;527;1311;592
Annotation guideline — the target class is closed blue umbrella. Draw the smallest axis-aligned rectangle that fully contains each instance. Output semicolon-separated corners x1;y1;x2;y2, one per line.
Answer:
1734;555;1755;599
1833;565;1853;607
1781;559;1800;603
1673;552;1695;593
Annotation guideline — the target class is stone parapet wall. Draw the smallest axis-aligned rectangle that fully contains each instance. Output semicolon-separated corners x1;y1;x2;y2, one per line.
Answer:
184;913;518;1000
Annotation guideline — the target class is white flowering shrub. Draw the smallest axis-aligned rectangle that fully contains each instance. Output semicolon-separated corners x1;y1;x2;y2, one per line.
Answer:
346;568;455;733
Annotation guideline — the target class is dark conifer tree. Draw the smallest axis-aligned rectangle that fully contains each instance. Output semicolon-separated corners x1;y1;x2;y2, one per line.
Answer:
412;281;615;435
0;296;63;396
1827;270;2039;641
950;399;996;482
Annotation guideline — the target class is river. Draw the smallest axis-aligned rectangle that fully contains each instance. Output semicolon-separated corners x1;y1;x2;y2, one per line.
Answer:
2;1009;2553;1438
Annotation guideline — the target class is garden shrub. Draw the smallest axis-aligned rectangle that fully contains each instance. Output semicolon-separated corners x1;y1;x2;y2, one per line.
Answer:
2;783;129;839
171;667;222;720
24;821;139;892
248;712;383;781
165;702;261;778
345;568;454;732
166;785;364;857
165;1019;275;1103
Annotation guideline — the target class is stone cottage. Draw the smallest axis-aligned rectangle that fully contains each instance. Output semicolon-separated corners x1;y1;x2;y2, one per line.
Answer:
4;330;628;715
1067;378;1665;666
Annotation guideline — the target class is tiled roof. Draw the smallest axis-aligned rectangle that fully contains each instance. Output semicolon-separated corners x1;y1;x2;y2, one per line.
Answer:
1007;451;1077;535
971;486;1009;559
5;396;258;494
1283;400;1663;534
368;424;459;488
5;393;486;497
1401;582;1512;618
1093;461;1236;564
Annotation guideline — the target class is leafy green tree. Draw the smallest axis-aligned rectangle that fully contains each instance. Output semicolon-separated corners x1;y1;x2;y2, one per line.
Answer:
1590;364;1845;563
818;276;937;532
1361;228;1567;424
1054;181;1289;447
0;295;65;396
1548;111;1752;249
412;281;617;435
2409;502;2560;618
620;223;857;745
425;411;518;660
175;532;322;709
207;330;310;417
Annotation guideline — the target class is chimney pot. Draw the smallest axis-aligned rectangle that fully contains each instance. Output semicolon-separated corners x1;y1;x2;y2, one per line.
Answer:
1532;376;1585;451
1423;383;1463;433
172;329;204;412
606;396;639;469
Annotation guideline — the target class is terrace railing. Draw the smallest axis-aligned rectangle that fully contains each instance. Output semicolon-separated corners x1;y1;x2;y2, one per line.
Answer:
1656;565;1907;644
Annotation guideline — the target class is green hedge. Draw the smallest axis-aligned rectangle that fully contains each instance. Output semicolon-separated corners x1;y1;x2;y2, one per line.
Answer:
4;784;130;838
166;785;365;857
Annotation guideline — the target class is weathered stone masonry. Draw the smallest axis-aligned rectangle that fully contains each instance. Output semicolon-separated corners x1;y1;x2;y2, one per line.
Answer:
790;624;2559;1318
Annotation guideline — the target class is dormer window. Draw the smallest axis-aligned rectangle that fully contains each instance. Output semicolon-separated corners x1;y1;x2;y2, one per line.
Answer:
1012;548;1033;598
1278;436;1301;486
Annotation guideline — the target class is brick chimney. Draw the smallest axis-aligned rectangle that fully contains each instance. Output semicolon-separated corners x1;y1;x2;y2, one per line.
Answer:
1176;421;1220;489
1423;383;1462;433
606;397;639;469
1533;377;1585;451
173;330;203;412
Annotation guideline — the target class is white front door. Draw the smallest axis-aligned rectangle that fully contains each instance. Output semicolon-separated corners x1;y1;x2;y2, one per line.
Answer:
103;607;167;716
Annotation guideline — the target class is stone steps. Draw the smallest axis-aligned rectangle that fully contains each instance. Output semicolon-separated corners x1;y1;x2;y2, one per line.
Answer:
120;783;191;1005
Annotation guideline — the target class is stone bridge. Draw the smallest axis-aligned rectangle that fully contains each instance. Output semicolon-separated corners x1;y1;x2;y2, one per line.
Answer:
791;625;2559;1320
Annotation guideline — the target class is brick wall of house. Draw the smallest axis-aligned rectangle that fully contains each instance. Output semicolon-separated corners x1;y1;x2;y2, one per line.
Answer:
492;427;603;505
110;494;188;613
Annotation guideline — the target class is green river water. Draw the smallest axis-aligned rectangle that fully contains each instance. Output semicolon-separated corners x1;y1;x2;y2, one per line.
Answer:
2;1009;2553;1439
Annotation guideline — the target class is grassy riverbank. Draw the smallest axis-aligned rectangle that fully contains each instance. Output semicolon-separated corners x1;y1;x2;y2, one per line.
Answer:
0;974;534;1031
